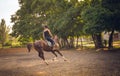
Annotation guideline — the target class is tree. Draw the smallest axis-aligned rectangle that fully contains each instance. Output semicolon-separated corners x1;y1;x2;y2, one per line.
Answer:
11;0;85;48
101;0;120;48
81;1;106;48
0;19;9;48
81;0;120;49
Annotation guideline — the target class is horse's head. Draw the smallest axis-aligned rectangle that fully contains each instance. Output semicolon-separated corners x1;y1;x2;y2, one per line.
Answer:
53;35;59;43
52;35;60;50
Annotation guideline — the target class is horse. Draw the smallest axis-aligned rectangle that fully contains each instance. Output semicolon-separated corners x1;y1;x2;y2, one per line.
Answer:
27;36;67;65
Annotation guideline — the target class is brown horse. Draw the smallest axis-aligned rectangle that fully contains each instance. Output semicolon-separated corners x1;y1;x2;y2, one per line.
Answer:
27;37;67;65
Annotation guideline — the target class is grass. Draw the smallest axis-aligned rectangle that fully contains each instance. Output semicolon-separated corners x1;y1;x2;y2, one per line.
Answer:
0;40;120;49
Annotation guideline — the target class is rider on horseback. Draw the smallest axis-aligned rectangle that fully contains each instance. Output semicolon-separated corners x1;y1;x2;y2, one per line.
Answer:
43;25;55;47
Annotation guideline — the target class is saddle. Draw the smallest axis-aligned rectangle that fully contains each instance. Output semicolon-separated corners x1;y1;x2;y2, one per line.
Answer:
45;40;59;50
46;40;52;47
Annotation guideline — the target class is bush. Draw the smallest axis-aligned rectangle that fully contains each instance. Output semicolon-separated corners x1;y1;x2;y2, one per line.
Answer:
4;41;12;46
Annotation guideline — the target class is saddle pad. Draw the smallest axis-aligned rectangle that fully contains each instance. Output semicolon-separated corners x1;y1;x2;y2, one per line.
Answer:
46;41;52;47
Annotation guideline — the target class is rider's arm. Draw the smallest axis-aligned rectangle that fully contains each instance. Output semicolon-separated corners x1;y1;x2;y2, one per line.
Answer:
48;29;53;38
43;32;45;40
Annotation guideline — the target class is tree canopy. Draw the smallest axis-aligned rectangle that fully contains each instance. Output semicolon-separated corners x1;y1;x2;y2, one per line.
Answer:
0;19;9;47
11;0;120;48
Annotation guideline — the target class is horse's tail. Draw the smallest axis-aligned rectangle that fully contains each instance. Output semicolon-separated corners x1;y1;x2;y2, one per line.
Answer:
27;43;33;52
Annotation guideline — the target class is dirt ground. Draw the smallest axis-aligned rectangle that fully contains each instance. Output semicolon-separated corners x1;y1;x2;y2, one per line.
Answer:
0;48;120;76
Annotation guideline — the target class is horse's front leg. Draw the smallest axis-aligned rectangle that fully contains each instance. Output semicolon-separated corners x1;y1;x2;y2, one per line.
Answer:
51;50;58;61
55;50;68;61
62;56;67;61
53;56;57;61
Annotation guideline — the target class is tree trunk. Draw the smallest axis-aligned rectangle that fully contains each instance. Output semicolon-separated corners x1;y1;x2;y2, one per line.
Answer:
80;37;83;49
62;37;69;48
108;29;114;49
92;34;103;49
1;39;5;48
76;36;79;48
69;37;74;48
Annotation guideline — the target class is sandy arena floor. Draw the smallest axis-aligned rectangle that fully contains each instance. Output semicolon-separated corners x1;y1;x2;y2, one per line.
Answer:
0;48;120;76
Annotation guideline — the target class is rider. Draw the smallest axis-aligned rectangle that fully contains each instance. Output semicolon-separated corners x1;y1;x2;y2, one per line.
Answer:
43;25;55;47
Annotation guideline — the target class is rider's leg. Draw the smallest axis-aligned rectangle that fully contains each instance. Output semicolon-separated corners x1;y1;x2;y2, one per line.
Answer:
46;37;55;46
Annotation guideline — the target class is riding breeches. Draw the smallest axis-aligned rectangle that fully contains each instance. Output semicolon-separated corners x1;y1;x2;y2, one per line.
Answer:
45;37;55;46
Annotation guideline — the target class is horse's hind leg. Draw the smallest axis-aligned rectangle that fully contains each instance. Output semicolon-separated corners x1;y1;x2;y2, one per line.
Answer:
38;51;48;65
55;50;67;61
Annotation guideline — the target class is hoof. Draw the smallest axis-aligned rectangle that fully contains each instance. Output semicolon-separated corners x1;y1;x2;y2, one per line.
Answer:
62;56;67;61
64;59;67;61
52;57;57;61
52;58;58;61
44;60;49;65
46;63;49;65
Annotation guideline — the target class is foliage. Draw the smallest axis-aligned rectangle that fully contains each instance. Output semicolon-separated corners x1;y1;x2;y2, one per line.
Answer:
0;19;10;48
81;5;109;34
11;0;85;47
11;0;120;48
81;0;120;48
101;0;120;48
